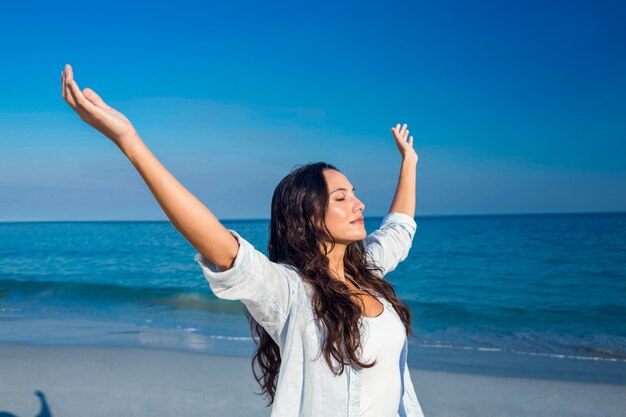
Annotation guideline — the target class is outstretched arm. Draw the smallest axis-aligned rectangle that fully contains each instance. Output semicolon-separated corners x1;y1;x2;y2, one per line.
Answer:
61;64;238;271
389;123;418;218
363;123;418;276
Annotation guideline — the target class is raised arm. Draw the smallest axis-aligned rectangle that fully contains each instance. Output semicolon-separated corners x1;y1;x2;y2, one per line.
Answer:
61;64;238;271
364;123;419;276
389;123;418;218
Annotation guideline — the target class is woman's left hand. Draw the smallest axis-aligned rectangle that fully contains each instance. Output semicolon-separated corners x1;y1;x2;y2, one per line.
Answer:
391;123;418;164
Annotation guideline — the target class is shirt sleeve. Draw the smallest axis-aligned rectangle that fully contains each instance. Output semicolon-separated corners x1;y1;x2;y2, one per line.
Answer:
363;212;417;277
194;229;296;344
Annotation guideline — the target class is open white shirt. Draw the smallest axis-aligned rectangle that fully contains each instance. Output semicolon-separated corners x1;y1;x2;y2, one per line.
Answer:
194;212;425;417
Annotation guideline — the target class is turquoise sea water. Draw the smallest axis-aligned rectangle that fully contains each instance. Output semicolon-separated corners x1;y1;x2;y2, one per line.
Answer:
1;212;625;381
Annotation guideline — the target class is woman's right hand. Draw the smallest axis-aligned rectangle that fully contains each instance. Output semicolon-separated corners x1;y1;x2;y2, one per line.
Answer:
62;64;139;150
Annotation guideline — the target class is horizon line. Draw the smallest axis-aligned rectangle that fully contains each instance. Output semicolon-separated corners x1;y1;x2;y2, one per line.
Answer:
1;209;625;223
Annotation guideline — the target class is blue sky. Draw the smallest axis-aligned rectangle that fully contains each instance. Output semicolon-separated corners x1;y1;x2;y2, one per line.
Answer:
0;0;624;221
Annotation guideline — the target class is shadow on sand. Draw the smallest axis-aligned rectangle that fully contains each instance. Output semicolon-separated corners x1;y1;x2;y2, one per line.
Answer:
0;390;51;417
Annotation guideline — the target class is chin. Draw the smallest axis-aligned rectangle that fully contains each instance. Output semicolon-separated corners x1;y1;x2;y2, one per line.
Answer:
348;231;368;242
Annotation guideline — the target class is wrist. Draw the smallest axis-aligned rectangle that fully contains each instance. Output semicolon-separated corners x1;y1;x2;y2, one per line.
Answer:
118;133;145;160
401;153;418;165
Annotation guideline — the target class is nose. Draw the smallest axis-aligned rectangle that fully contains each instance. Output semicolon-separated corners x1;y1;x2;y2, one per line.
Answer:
355;198;365;213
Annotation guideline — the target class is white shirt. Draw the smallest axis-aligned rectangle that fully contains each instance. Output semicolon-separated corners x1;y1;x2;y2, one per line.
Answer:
194;212;425;417
357;296;407;417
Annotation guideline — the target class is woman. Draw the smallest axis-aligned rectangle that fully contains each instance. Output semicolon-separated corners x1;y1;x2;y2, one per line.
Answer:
61;64;425;417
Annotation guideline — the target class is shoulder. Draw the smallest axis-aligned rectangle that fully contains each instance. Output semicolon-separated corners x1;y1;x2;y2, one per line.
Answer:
280;265;316;303
274;262;308;294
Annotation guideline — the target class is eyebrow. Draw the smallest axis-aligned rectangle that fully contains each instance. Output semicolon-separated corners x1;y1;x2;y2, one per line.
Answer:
330;187;355;194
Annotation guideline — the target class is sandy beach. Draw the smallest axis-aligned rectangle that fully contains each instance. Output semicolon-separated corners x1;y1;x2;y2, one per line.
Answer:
1;343;624;417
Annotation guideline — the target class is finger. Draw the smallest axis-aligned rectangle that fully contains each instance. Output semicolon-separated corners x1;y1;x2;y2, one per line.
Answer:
83;88;111;109
67;64;74;82
392;123;401;138
400;123;407;137
403;129;409;141
409;136;414;147
63;65;78;109
67;78;99;114
64;79;78;109
64;82;77;109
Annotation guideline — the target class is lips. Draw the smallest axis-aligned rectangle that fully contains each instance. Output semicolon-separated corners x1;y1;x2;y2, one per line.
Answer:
350;217;364;224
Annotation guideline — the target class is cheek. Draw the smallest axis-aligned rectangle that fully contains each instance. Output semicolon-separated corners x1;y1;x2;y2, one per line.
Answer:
325;206;351;231
325;207;343;228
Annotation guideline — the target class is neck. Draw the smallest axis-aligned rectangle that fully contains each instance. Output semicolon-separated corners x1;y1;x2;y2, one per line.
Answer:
325;242;347;282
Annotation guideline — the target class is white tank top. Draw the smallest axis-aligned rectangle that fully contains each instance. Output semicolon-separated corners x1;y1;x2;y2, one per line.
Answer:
357;297;406;417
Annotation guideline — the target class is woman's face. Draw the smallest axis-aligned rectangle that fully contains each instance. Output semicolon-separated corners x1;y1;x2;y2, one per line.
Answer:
322;169;366;244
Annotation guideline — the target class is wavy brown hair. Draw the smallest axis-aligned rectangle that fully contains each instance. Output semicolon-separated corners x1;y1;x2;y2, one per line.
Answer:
246;161;415;406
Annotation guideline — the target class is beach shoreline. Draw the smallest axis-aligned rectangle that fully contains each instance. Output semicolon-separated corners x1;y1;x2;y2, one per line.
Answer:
2;314;625;386
1;342;625;417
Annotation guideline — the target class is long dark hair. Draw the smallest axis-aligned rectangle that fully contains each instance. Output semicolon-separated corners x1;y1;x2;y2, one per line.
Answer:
246;161;414;406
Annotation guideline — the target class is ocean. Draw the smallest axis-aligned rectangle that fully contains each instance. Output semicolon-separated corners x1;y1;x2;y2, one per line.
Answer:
1;212;625;383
